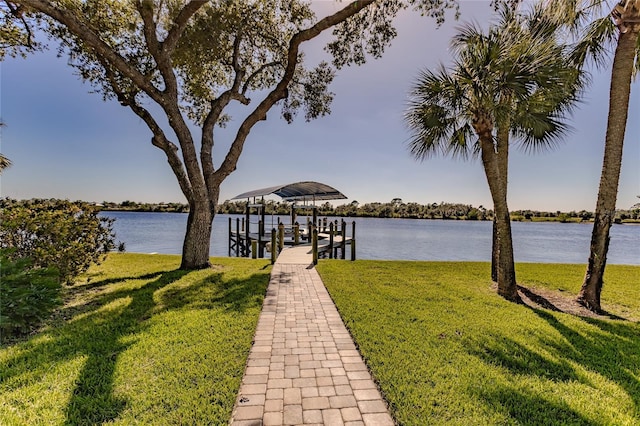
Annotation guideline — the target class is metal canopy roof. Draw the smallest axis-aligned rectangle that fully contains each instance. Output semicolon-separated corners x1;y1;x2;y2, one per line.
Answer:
232;181;347;202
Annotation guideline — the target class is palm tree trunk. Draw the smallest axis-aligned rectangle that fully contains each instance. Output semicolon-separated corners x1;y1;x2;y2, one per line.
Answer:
578;27;637;312
491;218;498;282
479;131;520;303
494;203;518;301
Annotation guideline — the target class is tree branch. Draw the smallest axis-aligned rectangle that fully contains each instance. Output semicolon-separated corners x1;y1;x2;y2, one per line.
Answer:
135;0;161;58
131;103;193;200
17;0;165;103
5;0;34;48
133;0;183;100
242;61;283;95
96;53;193;200
161;0;204;54
213;0;375;185
200;28;250;194
129;1;206;198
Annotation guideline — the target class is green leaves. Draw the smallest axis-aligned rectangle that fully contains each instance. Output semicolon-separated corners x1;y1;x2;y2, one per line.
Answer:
405;3;584;159
0;199;116;285
0;2;44;59
0;250;61;340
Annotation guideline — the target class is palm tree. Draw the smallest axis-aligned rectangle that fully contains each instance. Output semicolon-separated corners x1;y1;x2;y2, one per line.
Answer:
0;122;9;173
0;154;10;172
577;0;640;312
405;5;582;302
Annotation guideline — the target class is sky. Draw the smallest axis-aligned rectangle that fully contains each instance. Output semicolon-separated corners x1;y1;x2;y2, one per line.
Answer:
0;1;638;212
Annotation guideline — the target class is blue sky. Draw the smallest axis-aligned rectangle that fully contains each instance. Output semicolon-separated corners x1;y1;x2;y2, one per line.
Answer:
1;1;638;211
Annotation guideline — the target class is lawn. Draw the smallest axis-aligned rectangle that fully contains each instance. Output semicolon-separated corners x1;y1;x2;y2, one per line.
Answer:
0;253;271;425
3;255;638;426
317;261;640;426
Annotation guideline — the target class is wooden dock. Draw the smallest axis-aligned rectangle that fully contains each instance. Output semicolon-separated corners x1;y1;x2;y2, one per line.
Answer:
229;218;356;264
275;244;315;265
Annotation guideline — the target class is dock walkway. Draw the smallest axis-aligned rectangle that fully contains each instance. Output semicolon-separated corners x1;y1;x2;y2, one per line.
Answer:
229;246;394;425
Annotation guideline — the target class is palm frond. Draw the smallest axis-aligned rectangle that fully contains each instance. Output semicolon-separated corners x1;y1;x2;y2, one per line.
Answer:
446;123;477;160
451;21;486;54
405;66;475;161
405;0;588;166
0;154;12;172
514;112;572;154
570;16;617;68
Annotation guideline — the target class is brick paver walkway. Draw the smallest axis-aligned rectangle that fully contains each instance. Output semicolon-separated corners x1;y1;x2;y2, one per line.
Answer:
229;247;394;425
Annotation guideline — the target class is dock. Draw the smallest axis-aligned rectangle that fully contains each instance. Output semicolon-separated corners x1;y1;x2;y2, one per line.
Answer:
228;181;357;264
229;218;356;264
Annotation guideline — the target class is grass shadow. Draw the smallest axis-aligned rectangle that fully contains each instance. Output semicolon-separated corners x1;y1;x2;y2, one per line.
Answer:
518;285;628;321
534;309;640;411
157;271;271;313
467;334;579;383
55;270;179;322
1;264;270;425
467;306;640;423
481;386;600;426
517;285;563;313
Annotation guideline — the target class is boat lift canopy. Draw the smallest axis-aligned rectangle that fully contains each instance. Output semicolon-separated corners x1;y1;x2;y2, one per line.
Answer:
232;181;347;203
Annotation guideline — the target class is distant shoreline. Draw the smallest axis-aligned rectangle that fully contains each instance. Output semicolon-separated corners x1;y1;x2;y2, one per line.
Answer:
101;206;640;224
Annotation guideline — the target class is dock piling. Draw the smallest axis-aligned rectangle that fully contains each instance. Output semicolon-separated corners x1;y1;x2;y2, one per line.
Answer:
351;221;356;261
312;227;318;265
271;228;276;264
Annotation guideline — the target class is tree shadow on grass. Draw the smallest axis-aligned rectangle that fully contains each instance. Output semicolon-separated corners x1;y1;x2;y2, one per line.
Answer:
0;266;270;425
56;270;179;322
533;309;640;412
466;306;640;424
467;335;580;383
62;269;190;425
481;386;598;426
157;271;268;314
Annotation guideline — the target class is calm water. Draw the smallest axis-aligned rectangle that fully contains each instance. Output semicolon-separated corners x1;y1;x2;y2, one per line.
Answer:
103;212;640;265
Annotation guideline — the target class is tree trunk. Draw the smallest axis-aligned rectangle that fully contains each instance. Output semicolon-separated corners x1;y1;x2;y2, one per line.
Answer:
491;218;498;282
180;199;214;270
494;202;518;302
477;127;520;302
578;27;637;312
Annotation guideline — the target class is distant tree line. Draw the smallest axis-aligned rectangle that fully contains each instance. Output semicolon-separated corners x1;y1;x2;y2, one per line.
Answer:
15;198;638;223
216;199;490;219
101;200;189;213
215;199;640;223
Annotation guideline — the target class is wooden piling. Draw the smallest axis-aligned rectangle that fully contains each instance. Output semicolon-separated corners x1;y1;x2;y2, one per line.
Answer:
341;219;346;260
351;221;356;261
228;217;232;257
244;202;250;254
236;218;241;257
278;222;285;253
329;222;334;259
294;222;300;245
258;220;263;258
312;226;318;265
271;228;276;264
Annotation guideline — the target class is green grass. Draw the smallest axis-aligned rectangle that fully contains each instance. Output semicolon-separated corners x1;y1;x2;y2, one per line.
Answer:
317;261;640;426
0;253;271;425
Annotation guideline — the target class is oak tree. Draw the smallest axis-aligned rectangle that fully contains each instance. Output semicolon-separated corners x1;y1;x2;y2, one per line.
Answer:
1;0;459;269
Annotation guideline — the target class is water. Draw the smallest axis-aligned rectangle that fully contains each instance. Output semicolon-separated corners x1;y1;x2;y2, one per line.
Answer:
103;212;640;265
